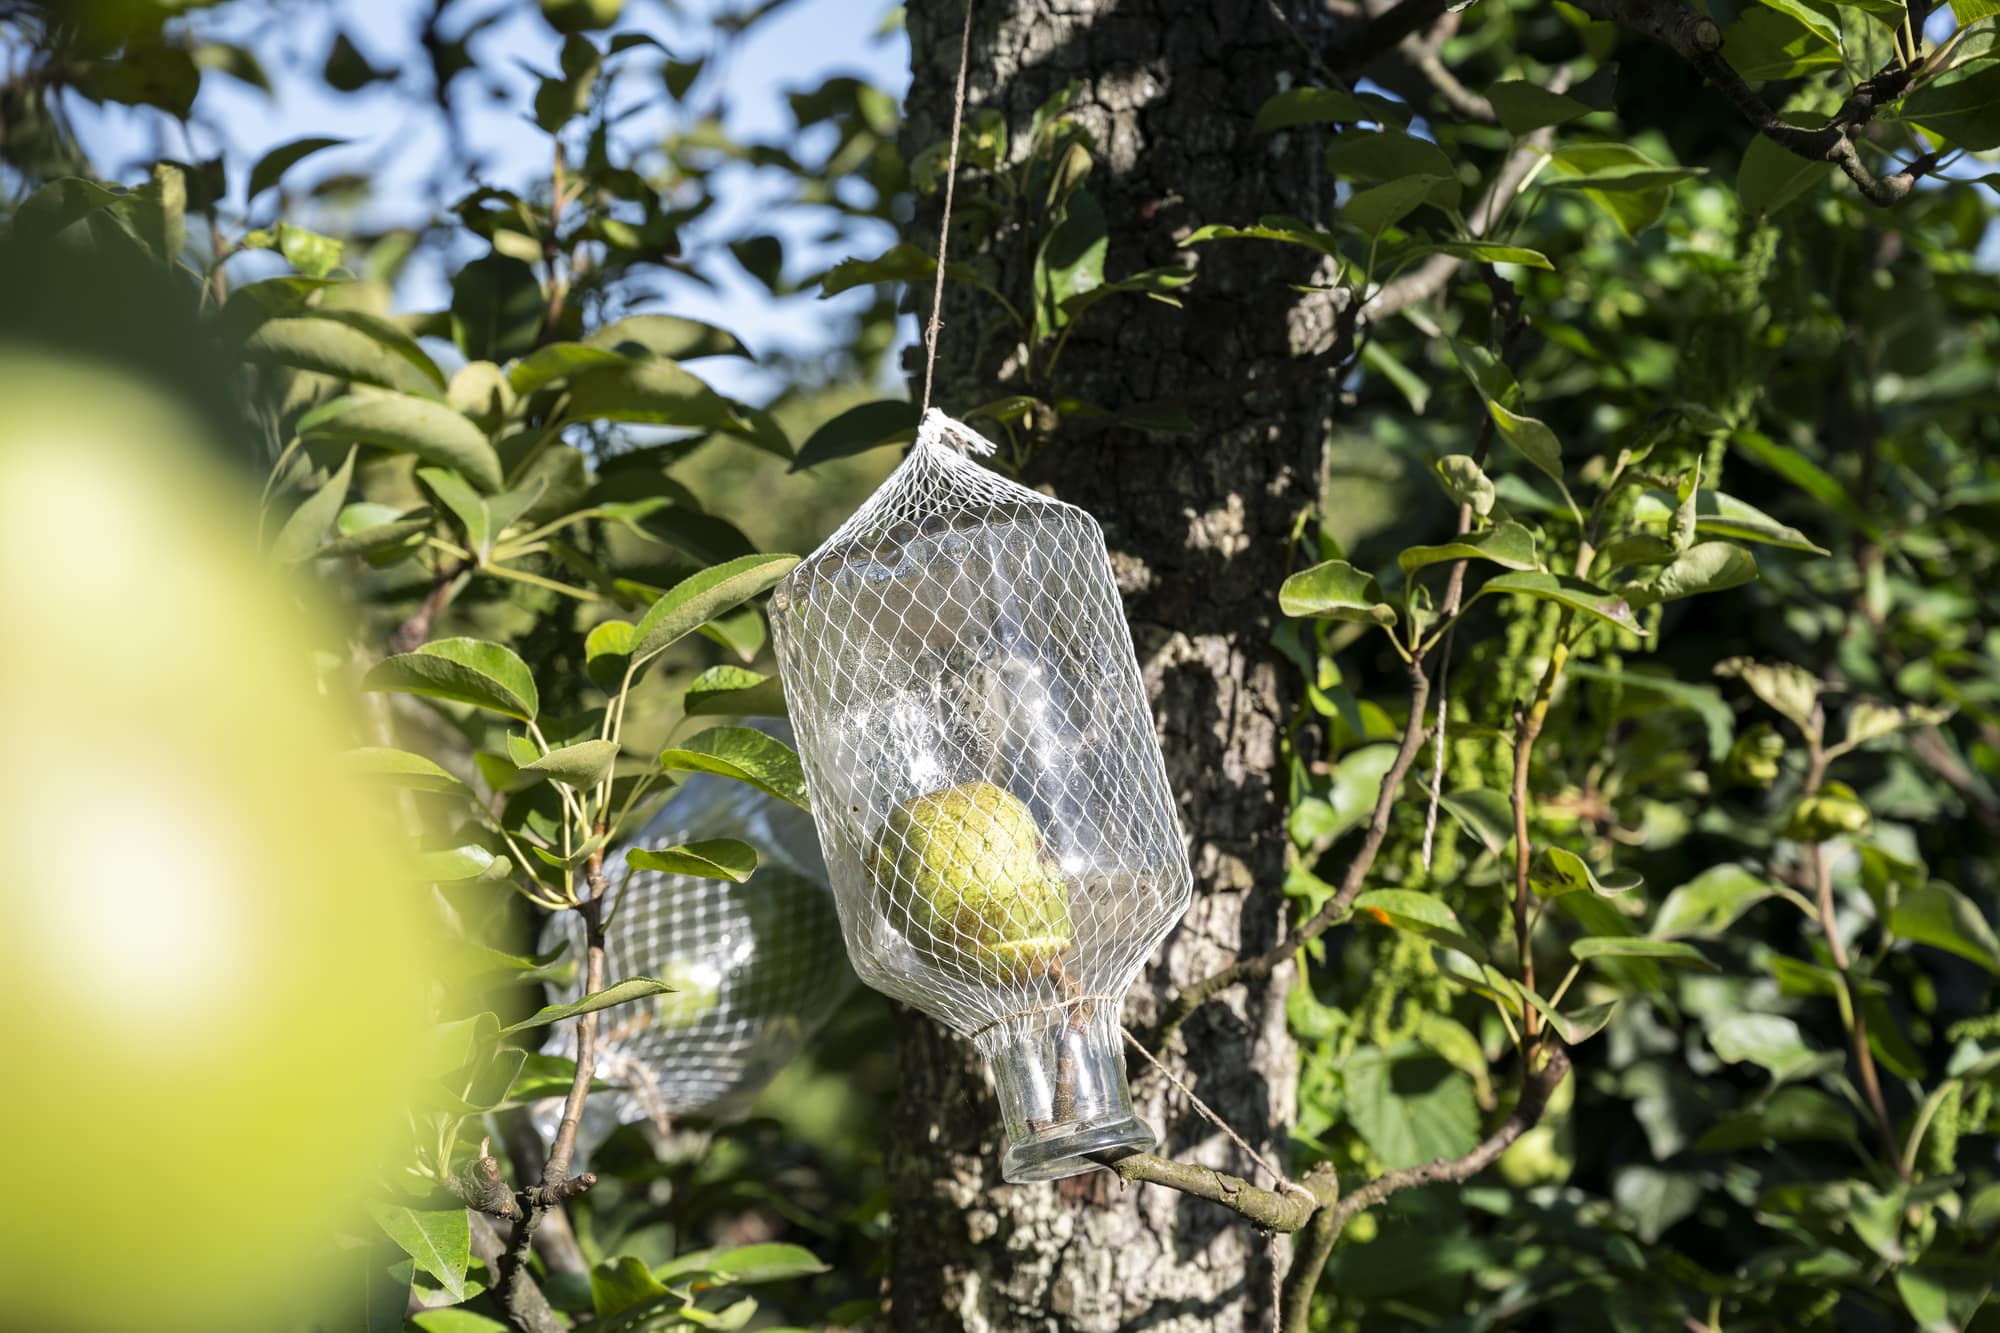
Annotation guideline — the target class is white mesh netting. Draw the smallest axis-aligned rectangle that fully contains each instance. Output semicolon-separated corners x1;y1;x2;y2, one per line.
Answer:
536;739;853;1145
768;410;1192;1060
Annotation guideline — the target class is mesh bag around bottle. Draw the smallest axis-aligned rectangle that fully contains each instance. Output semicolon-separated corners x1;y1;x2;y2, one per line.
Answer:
534;732;853;1158
768;409;1193;1182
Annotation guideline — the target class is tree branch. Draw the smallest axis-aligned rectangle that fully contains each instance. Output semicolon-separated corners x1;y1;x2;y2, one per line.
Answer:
1564;0;1936;206
1103;1155;1335;1232
1321;1041;1570;1236
1113;1043;1572;1329
1802;724;1908;1177
1157;652;1432;1039
1367;72;1570;323
1331;0;1457;70
1277;1172;1344;1333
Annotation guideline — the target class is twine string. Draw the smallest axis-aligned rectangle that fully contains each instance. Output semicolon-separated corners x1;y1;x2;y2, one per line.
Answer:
919;0;976;414
1121;1026;1311;1202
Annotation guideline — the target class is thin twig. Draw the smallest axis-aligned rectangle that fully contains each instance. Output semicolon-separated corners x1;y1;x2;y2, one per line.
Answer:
1803;722;1908;1176
1158;652;1433;1039
1366;72;1571;323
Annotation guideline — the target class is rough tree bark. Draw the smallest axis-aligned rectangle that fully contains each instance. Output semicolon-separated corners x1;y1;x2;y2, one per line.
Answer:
891;3;1343;1328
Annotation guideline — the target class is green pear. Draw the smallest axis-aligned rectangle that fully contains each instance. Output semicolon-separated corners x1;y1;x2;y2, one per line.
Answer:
876;781;1073;984
540;0;623;33
651;957;722;1029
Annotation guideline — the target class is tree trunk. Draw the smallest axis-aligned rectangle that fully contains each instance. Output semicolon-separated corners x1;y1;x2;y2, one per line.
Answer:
890;3;1343;1328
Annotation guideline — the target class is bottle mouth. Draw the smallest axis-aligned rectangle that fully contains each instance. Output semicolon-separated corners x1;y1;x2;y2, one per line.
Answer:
1001;1110;1155;1183
981;1002;1155;1184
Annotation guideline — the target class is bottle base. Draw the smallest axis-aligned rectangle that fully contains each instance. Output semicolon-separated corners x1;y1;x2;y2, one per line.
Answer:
1000;1112;1155;1184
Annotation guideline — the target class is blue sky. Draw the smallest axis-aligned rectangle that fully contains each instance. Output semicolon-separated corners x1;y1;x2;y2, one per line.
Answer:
65;0;915;399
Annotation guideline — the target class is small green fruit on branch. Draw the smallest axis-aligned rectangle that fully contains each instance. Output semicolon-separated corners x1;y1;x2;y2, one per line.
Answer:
877;781;1075;983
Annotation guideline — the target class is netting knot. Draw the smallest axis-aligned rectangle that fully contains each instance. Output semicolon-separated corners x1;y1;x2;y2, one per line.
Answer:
921;407;998;459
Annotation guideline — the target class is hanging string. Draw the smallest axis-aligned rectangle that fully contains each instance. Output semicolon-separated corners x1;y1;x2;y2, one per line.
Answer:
1122;1027;1312;1202
919;0;976;415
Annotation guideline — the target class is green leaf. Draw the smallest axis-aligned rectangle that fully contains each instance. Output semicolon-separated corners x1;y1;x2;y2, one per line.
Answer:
364;638;540;721
659;726;809;810
1613;1165;1702;1244
412;1310;510;1332
1384;240;1555;270
1342;175;1448;236
1533;846;1642;898
1686;490;1827;554
1515;987;1619;1044
304;394;503;491
1623;541;1759;606
1343;1044;1480;1171
517;739;620;788
1182;218;1343;260
585;619;635;692
685;1242;830;1284
632;553;801;665
1253;86;1366;131
243;314;445;396
417;465;491;558
592;1255;670;1317
1651;865;1779;939
1695;1085;1854;1151
1723;8;1840;81
627;839;758;883
1474;572;1645;635
585;314;751;361
1487;81;1595;135
75;42;199;118
1896;1260;1995;1333
412;845;497;882
1546;142;1704;192
1707;1012;1827;1080
1352;889;1487;962
1326;130;1462;208
498;977;675;1035
340;746;475;798
507;342;631;397
1572;936;1719;970
1738;130;1831;216
1485;401;1567;487
791;400;920;471
1433;454;1495;516
276;222;343;278
820;241;939;296
1889;884;2000;973
248;135;347;201
1715;657;1820;734
1058;265;1194;318
1544;143;1689;237
452;252;544;363
1947;0;2000;21
271;446;356;564
367;1204;469;1302
1439;788;1512;857
1902;62;2000;151
1565;663;1735;758
1397;520;1539;574
684;665;789;717
1036;189;1108;337
1278;560;1396;626
565;358;745;432
1749;0;1840;46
